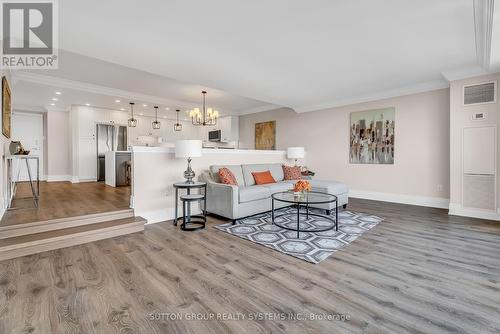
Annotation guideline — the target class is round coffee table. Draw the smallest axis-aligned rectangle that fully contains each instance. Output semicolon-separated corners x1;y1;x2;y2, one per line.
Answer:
271;191;338;238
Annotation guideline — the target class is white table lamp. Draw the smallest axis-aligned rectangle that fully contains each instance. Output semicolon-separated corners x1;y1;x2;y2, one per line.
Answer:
287;147;305;166
175;140;202;183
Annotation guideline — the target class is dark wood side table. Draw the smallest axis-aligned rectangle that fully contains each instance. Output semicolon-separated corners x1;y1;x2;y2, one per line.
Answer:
173;182;207;226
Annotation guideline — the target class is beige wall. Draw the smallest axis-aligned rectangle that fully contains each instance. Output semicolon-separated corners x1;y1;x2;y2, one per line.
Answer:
47;111;71;179
449;73;500;214
239;89;450;206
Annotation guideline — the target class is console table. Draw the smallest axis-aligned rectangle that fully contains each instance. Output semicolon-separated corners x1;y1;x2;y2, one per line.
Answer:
6;155;40;208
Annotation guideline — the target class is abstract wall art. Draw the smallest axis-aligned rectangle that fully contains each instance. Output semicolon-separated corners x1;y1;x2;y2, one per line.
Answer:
350;107;395;164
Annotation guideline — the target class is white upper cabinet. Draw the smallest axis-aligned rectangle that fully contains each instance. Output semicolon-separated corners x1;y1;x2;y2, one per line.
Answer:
219;116;239;142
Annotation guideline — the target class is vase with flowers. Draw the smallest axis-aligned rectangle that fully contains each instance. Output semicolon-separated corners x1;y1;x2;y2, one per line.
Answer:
293;180;312;199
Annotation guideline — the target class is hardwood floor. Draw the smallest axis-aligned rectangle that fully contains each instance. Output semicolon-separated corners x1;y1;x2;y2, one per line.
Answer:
1;181;130;226
0;198;499;333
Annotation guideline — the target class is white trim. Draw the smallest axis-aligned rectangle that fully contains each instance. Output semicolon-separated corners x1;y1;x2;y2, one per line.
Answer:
473;0;495;69
293;79;449;113
349;190;449;209
131;146;286;155
449;203;500;221
71;176;79;183
237;104;284;116
462;80;497;106
46;174;72;182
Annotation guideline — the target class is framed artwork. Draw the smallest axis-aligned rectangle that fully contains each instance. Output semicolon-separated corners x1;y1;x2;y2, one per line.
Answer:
350;107;395;164
2;76;11;139
255;120;276;150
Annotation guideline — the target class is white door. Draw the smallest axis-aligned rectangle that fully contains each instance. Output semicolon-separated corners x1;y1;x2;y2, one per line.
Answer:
78;137;97;180
11;112;44;181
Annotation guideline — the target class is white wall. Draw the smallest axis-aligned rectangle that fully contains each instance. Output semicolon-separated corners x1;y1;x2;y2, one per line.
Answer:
47;111;71;181
239;89;451;208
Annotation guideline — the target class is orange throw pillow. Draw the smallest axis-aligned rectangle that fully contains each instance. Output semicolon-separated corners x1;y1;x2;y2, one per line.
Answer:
218;167;238;185
282;165;302;180
252;170;276;185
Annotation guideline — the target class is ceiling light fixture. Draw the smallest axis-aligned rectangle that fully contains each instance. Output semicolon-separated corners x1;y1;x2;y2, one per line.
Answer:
50;103;55;106
85;103;90;106
55;91;61;95
115;99;121;103
174;109;182;131
120;108;125;111
165;107;170;111
51;97;58;101
128;102;137;127
152;106;161;129
139;113;144;116
190;91;219;126
143;104;148;107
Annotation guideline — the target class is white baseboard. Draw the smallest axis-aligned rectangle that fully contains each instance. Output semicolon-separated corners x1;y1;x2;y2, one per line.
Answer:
349;189;450;209
71;176;79;183
448;203;500;221
47;174;72;182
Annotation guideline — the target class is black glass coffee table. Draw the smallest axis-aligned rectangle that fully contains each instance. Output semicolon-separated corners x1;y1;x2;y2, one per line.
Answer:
271;191;338;238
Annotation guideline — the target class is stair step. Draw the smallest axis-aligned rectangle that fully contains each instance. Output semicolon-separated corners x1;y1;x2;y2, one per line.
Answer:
0;216;146;261
0;209;135;239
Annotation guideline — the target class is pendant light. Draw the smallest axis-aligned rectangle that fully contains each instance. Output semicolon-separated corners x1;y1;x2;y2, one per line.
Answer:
174;109;182;131
128;102;137;127
189;91;219;126
152;106;161;129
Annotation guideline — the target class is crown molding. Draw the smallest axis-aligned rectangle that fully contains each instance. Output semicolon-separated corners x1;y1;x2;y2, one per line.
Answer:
12;71;199;109
292;79;449;113
12;104;47;113
441;65;489;82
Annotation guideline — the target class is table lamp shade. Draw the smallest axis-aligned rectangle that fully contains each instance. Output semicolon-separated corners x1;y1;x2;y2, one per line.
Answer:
175;140;202;158
287;147;305;159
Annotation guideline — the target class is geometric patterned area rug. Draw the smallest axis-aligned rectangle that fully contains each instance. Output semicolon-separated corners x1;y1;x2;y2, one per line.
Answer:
214;208;383;264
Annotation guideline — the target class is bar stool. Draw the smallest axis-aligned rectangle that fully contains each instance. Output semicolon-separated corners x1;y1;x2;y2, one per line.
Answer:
180;193;206;231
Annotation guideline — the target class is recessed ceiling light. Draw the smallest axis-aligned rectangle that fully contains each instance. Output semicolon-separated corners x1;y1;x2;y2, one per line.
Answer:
165;107;170;111
120;108;125;111
55;91;62;95
115;99;121;103
50;103;55;106
142;104;148;107
139;113;144;116
51;97;58;101
85;103;91;106
163;116;167;119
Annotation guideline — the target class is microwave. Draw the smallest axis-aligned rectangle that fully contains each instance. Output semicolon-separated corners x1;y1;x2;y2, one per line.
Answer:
208;129;221;142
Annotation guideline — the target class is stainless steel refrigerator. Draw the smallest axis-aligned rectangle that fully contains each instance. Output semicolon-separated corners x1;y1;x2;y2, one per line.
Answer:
96;124;127;182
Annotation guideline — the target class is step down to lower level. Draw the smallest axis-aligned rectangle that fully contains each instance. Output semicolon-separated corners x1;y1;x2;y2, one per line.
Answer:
0;216;146;261
0;209;135;239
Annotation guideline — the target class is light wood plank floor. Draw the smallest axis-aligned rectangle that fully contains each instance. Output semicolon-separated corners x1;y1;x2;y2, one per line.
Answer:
0;198;499;333
1;181;130;226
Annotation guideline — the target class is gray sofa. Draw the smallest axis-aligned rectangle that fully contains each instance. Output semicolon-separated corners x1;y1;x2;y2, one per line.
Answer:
200;163;349;222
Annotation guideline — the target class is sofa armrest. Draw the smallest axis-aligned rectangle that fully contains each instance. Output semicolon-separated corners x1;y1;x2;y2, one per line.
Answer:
201;172;239;220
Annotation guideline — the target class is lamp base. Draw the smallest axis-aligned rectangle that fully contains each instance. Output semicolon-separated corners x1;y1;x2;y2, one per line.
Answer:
184;158;195;184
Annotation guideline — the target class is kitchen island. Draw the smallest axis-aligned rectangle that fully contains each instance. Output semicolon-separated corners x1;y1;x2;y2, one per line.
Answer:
131;146;294;223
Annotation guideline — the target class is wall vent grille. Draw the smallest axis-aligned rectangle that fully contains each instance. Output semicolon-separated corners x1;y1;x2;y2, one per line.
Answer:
464;82;496;105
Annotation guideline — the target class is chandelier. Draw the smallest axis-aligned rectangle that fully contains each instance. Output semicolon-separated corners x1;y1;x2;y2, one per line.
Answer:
189;91;219;126
152;106;160;129
174;109;182;131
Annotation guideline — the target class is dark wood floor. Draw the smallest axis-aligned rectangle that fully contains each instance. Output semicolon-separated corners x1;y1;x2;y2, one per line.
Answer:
0;198;499;333
1;181;130;226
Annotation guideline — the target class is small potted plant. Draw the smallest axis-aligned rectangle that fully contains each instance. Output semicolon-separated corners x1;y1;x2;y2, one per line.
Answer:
293;180;312;198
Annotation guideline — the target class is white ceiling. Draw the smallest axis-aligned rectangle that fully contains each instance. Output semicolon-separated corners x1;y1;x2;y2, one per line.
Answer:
11;0;498;114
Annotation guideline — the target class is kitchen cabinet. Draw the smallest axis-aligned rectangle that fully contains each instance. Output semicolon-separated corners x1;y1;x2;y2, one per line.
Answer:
216;116;239;142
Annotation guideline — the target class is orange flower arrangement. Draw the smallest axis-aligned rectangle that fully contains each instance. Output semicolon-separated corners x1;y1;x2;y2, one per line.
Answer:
294;180;312;193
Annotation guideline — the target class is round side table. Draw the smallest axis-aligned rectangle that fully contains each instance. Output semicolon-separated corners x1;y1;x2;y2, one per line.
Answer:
173;182;207;229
